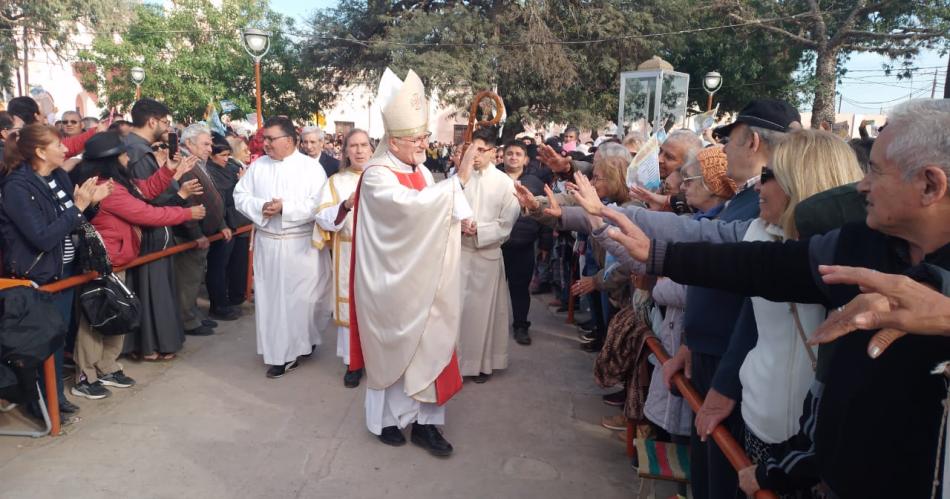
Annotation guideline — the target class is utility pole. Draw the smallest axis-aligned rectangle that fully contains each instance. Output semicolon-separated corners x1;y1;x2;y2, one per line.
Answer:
837;94;842;113
22;27;29;94
945;52;950;99
932;70;939;99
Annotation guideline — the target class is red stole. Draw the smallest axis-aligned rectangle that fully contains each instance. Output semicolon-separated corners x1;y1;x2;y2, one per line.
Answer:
347;166;463;406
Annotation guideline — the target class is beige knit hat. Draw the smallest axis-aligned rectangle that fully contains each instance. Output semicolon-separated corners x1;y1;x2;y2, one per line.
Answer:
697;145;736;199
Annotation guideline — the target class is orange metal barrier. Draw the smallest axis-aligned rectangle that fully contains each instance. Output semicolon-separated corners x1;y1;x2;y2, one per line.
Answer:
30;225;253;436
644;336;778;499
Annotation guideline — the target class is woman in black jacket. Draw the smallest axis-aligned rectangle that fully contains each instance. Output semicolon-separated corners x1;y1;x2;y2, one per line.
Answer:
0;124;112;416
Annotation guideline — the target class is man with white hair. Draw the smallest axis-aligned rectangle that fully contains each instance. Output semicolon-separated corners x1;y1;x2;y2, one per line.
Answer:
177;123;230;335
235;117;333;379
658;129;703;180
349;69;475;457
300;126;340;178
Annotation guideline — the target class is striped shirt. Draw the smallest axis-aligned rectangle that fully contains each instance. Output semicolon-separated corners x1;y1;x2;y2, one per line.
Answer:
45;176;76;264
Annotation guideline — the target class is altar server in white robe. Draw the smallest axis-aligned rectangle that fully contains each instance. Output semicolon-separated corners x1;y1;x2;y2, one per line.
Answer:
234;116;333;379
349;68;475;457
313;128;373;388
458;129;520;383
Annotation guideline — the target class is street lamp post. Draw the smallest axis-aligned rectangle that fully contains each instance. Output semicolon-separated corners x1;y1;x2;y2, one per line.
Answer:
703;71;723;111
131;66;145;100
242;28;271;129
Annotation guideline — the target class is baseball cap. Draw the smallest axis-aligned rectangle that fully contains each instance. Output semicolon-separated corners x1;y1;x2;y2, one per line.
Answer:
713;99;802;139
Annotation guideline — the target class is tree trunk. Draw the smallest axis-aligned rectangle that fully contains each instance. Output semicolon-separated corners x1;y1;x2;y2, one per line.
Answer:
810;48;838;129
944;52;949;99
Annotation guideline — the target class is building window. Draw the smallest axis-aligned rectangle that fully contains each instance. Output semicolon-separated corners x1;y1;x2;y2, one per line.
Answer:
453;125;467;145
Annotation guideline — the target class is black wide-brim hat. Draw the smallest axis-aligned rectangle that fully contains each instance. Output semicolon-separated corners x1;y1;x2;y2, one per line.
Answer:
713;99;802;139
83;131;127;160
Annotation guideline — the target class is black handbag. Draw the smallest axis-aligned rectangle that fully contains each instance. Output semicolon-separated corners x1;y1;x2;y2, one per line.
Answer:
79;273;141;335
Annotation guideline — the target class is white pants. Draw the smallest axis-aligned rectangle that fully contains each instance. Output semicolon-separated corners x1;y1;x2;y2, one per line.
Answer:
337;326;350;365
365;377;445;435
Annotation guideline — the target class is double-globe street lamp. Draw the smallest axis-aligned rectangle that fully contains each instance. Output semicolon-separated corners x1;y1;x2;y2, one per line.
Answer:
703;71;723;111
131;66;145;100
242;28;271;129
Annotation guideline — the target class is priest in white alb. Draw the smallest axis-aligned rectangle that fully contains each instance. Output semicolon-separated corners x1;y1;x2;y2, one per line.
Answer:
349;69;475;457
457;129;521;383
313;128;374;388
234;116;333;379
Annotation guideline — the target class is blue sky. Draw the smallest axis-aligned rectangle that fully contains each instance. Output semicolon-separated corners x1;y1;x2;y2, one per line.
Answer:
269;0;947;115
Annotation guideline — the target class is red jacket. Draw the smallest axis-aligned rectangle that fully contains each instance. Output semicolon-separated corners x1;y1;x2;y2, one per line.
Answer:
91;166;192;267
63;128;97;158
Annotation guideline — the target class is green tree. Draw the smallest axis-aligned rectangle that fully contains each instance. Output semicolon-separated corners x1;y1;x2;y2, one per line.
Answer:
0;0;125;95
719;0;950;127
301;0;805;137
79;0;325;121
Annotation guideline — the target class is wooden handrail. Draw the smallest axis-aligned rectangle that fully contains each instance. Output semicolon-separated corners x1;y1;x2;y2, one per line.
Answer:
29;224;254;436
40;225;253;293
644;336;778;499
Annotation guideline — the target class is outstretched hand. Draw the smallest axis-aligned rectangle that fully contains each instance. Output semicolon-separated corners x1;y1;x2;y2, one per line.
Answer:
542;185;561;218
808;265;950;358
629;185;668;211
538;144;571;173
569;171;605;215
601;208;651;262
513;183;540;211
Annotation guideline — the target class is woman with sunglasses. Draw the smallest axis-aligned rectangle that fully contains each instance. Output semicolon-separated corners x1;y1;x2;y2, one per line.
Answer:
577;129;863;496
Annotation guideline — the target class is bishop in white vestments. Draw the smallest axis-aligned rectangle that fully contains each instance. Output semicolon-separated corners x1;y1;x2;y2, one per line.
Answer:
314;128;374;388
457;131;521;382
234;117;333;379
349;69;475;457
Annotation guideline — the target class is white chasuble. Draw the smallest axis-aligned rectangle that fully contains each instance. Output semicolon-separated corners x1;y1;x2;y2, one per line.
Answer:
314;168;361;363
350;152;471;403
458;166;521;376
234;151;333;365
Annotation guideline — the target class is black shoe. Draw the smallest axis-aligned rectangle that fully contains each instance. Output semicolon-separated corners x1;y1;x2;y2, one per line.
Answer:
411;422;453;457
472;373;491;384
513;327;532;346
99;370;136;388
378;425;406;446
301;345;318;358
266;360;299;379
602;389;626;407
185;325;215;336
577;320;596;334
59;399;80;415
70;380;112;400
579;331;597;343
581;339;603;352
63;356;77;370
209;307;240;321
202;319;219;328
343;368;363;388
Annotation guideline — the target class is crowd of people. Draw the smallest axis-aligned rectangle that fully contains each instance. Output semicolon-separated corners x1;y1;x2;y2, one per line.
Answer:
0;70;949;499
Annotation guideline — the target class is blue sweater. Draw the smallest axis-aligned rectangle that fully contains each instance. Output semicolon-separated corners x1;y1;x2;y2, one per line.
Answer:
682;186;760;356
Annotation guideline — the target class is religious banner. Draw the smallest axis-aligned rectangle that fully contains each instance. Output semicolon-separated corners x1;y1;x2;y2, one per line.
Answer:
627;134;661;190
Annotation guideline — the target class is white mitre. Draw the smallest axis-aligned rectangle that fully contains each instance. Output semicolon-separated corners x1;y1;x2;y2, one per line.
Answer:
373;68;428;158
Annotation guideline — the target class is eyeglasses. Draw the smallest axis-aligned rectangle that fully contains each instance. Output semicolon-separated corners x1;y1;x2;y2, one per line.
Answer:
681;174;705;186
396;132;432;146
476;146;495;154
262;135;290;143
760;166;775;184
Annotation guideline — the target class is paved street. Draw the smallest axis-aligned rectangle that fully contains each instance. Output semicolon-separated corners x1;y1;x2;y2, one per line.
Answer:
0;296;643;499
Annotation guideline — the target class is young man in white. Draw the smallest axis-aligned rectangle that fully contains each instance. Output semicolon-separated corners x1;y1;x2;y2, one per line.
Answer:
234;117;333;379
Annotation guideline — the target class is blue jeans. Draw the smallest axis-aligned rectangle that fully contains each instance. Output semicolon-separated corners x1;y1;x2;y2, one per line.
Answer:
34;263;75;411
